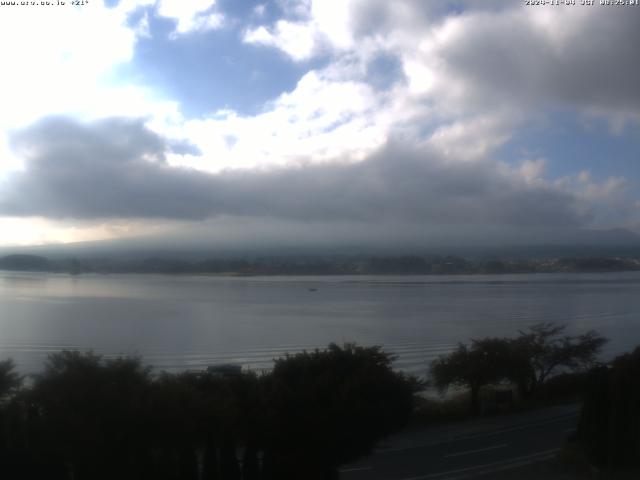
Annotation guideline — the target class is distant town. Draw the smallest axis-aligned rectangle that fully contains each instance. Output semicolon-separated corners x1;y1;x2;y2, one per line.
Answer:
1;253;640;276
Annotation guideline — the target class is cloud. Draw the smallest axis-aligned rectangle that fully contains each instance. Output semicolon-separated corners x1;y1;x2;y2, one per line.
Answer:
1;117;221;220
1;3;639;247
231;0;640;210
243;1;358;61
427;112;517;162
245;1;640;123
423;6;640;118
556;171;635;229
155;0;224;36
161;69;396;171
123;0;225;37
0;116;593;231
244;22;320;61
0;2;135;128
0;0;184;144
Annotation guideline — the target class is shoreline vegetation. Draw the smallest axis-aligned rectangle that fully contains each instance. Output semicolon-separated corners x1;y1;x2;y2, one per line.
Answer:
0;344;420;480
1;253;640;276
1;325;637;479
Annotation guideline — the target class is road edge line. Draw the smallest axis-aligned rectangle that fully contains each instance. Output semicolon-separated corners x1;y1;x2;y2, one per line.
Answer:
400;448;560;480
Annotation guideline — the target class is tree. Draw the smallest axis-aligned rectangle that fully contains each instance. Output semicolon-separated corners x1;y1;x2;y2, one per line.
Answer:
147;369;263;480
0;359;22;398
579;346;640;468
0;359;24;475
261;343;421;479
28;351;153;480
511;323;607;397
430;338;515;414
430;324;608;412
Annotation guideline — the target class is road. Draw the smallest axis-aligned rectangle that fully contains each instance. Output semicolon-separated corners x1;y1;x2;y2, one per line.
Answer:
340;404;580;480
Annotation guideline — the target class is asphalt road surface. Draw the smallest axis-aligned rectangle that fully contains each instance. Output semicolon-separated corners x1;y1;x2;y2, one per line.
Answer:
340;404;579;480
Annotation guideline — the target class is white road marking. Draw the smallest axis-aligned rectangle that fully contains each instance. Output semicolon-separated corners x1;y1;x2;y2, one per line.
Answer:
444;443;508;458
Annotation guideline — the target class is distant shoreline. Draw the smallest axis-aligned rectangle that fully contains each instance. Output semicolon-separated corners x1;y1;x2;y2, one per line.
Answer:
2;252;640;277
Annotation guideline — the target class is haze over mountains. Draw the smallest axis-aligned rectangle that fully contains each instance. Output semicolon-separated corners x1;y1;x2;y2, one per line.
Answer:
2;224;639;262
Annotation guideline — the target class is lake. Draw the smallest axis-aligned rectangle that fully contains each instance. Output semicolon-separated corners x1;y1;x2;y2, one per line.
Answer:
1;271;639;376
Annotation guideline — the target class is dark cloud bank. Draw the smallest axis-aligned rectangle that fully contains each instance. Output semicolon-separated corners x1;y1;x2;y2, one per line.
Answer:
439;6;640;114
1;116;587;232
354;1;640;116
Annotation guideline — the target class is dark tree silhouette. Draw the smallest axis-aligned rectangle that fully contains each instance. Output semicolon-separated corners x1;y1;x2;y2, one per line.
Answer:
27;351;153;480
430;324;607;413
0;359;22;398
145;372;203;480
430;338;515;414
1;359;27;479
1;344;419;480
261;343;421;479
511;323;607;397
579;346;640;469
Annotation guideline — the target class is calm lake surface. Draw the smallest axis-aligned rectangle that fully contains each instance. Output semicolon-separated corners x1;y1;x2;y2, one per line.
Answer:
1;271;639;376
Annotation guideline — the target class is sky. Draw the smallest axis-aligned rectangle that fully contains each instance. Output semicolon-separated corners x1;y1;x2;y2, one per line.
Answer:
0;0;638;249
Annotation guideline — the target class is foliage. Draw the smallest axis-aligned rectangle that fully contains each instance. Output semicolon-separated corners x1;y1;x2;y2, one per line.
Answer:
430;338;517;413
430;323;607;413
262;343;421;479
0;359;22;398
26;351;153;480
578;346;640;468
0;344;419;480
512;323;607;397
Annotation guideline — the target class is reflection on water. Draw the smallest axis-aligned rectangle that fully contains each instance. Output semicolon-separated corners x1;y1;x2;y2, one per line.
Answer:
1;271;639;375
